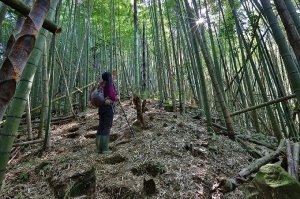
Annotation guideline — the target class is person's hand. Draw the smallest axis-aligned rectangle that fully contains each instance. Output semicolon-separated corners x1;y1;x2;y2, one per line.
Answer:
105;99;112;105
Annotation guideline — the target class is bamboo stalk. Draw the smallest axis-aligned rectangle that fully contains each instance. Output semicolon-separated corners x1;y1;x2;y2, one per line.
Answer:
274;0;300;65
0;82;96;126
13;139;43;147
32;82;96;113
286;139;297;179
8;147;21;164
231;94;296;117
260;0;300;108
21;115;74;124
26;95;32;140
0;0;52;187
238;139;285;178
293;142;299;180
0;0;61;34
55;47;75;116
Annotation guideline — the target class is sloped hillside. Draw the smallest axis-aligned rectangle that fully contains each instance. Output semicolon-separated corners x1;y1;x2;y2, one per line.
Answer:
2;101;275;198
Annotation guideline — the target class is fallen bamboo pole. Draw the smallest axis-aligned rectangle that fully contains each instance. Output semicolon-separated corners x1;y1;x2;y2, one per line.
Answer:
0;0;61;34
231;94;296;117
238;139;285;178
214;140;285;194
31;81;96;112
13;139;44;147
0;82;96;126
8;146;21;164
20;115;74;125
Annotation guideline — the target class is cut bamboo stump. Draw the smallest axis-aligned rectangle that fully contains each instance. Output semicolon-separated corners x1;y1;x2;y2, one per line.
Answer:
293;143;299;180
286;139;297;179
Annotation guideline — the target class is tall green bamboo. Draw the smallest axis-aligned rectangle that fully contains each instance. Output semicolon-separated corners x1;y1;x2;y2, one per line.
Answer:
0;0;53;188
0;2;6;23
150;2;164;103
184;0;235;137
165;3;183;112
274;0;300;66
259;0;300;123
26;95;32;140
38;41;49;138
55;47;75;116
228;0;283;141
82;0;93;110
44;35;56;150
217;0;240;101
203;0;224;122
242;0;297;138
175;0;203;108
109;0;114;72
284;0;300;37
63;0;77;114
224;1;261;132
181;0;214;130
141;21;146;94
0;3;7;44
157;0;176;111
133;0;139;91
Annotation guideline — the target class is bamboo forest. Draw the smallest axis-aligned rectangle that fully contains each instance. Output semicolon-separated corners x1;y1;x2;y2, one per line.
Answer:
1;0;300;198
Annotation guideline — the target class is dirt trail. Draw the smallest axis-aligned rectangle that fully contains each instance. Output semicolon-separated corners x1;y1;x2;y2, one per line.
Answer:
1;101;265;198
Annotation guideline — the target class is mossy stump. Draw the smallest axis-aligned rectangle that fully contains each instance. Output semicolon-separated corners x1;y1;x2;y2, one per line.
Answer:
250;164;300;199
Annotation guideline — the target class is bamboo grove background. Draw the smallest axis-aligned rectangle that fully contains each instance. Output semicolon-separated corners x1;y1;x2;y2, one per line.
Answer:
1;0;300;151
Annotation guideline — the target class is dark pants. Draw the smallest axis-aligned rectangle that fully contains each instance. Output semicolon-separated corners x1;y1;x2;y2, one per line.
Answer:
97;105;114;136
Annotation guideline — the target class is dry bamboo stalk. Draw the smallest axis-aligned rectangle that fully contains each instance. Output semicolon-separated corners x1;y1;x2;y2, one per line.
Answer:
293;142;299;180
8;146;21;164
286;139;297;179
13;139;43;147
238;139;285;178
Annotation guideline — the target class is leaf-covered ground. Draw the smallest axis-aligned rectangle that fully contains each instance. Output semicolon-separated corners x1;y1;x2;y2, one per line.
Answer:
1;100;276;198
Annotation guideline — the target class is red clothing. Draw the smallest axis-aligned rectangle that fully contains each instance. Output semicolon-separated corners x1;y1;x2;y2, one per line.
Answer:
101;81;117;101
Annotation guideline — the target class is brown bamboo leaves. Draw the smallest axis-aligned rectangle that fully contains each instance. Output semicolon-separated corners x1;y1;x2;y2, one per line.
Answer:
0;0;50;121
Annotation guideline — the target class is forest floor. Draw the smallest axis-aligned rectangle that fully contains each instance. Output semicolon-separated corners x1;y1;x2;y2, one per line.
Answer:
1;100;278;199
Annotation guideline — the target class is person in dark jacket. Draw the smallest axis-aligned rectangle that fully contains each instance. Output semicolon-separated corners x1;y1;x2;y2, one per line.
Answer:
96;72;118;153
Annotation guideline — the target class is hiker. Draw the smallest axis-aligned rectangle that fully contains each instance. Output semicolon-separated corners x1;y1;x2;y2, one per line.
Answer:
96;71;118;153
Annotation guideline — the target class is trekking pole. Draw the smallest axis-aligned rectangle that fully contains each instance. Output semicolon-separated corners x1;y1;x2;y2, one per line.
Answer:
117;99;134;135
